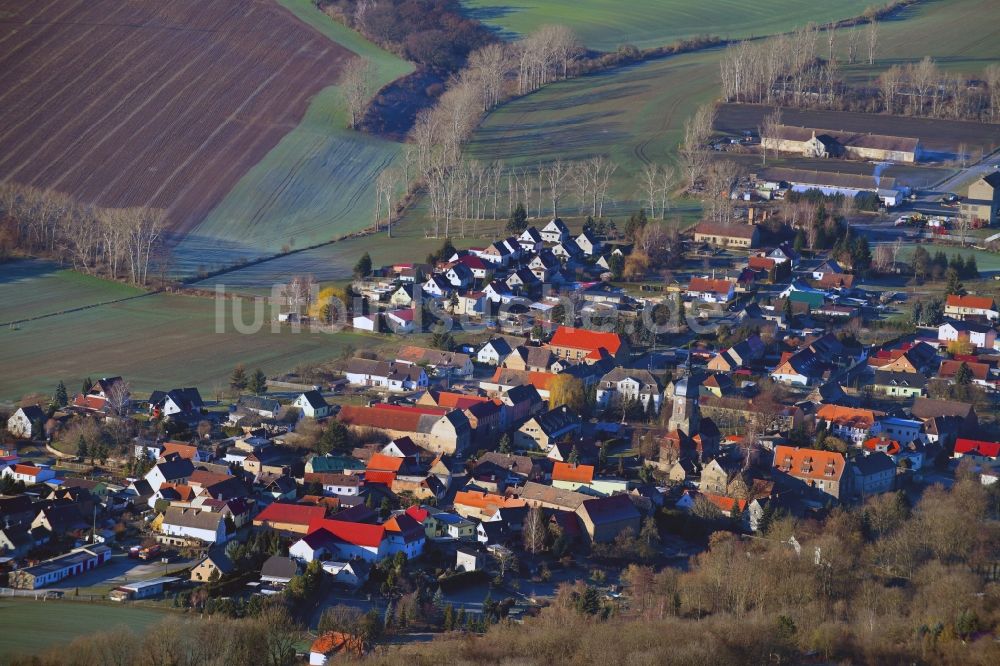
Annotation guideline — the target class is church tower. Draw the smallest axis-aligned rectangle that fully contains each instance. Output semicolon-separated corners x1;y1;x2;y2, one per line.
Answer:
667;374;700;438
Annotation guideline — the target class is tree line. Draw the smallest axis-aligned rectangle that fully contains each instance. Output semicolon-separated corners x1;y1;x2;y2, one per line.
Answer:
720;18;1000;123
0;181;165;285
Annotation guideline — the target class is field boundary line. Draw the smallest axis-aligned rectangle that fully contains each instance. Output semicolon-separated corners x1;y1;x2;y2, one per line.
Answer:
0;290;158;328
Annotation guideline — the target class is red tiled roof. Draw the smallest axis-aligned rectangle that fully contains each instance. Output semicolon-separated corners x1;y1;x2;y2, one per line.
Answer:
162;442;198;460
364;470;397;485
946;294;996;310
748;256;776;271
338;405;422;432
954;438;1000;458
307;519;385;548
11;464;42;476
372;403;448;416
688;277;734;295
938;360;989;381
549;325;622;356
254;502;326;527
405;505;429;523
189;470;232;486
552;461;594;485
72;394;107;411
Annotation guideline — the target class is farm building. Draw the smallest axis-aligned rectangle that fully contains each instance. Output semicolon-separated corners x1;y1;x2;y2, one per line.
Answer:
759;168;903;207
692;221;760;248
960;172;1000;226
761;125;921;163
108;576;181;601
9;545;112;589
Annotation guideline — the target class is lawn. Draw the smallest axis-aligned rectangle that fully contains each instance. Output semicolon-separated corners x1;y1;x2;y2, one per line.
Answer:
0;599;170;657
892;242;1000;274
170;0;414;277
0;264;385;401
0;260;145;325
461;0;874;51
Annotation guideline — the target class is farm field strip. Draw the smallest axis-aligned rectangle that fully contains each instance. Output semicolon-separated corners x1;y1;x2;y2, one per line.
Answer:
0;287;379;401
173;0;416;275
0;0;351;238
0;260;146;324
461;0;875;51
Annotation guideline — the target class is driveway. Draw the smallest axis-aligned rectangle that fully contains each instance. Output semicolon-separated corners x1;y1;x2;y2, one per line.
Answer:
49;552;195;593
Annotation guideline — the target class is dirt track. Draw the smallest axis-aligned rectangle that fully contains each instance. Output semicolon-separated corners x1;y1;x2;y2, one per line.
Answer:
0;0;351;233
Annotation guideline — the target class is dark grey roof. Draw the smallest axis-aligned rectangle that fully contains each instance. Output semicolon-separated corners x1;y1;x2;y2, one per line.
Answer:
154;458;195;482
261;555;299;580
853;452;896;476
299;390;328;409
873;370;927;389
163;507;223;532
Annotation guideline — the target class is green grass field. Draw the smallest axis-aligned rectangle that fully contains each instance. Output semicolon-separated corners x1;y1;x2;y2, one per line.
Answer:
836;0;1000;82
893;242;1000;273
193;233;486;295
461;0;874;51
171;0;414;277
0;260;145;324
458;47;721;217
0;599;170;657
0;261;381;401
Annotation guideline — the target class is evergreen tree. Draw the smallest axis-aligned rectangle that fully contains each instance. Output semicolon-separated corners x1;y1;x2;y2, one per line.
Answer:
354;252;373;278
944;267;964;296
229;365;248;393
783;298;794;323
909;300;924;327
76;435;88;460
793;228;806;254
443;603;455;631
965;255;979;279
247;368;267;395
498;434;511;454
954;362;973;386
506;203;528;233
923;297;945;326
54;381;68;408
82;377;93;394
567;445;580;465
598;441;608;471
912;246;931;282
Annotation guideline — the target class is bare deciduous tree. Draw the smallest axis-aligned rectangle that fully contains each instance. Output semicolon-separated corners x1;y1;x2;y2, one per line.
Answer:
342;57;374;130
866;20;879;66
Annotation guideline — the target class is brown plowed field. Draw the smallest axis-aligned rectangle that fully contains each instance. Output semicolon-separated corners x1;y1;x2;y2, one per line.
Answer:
0;0;351;233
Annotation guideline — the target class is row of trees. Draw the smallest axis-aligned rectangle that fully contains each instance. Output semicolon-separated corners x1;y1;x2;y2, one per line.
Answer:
0;181;165;285
720;20;1000;122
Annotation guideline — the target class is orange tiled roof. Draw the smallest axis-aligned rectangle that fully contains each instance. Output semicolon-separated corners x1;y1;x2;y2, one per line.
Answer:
816;404;879;429
454;489;526;511
431;391;490;410
162;442;198;460
772;445;845;482
703;492;747;514
551;461;594;485
863;437;901;456
367;453;405;472
549;325;623;356
946;294;996;310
